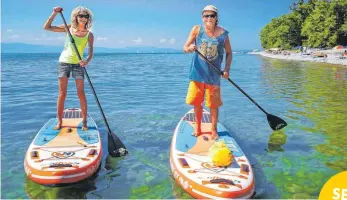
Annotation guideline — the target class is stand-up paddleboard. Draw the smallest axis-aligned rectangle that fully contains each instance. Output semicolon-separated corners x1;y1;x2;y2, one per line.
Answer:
170;109;255;199
24;108;102;185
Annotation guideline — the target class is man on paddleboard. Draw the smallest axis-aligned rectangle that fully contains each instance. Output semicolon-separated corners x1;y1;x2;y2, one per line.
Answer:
183;5;232;139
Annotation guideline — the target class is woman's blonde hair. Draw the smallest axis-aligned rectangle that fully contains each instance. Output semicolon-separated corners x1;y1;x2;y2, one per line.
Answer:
71;6;93;30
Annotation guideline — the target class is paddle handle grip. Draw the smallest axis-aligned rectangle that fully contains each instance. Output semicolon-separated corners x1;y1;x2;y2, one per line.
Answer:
195;50;268;115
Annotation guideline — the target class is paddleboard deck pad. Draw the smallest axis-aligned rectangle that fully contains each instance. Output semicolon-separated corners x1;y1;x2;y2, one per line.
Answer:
24;108;102;185
170;109;255;199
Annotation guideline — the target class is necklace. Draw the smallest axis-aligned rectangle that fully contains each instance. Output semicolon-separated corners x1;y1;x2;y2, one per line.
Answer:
205;26;215;37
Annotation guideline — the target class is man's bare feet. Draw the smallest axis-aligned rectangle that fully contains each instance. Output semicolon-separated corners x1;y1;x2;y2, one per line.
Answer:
82;121;88;131
192;124;201;137
211;129;219;140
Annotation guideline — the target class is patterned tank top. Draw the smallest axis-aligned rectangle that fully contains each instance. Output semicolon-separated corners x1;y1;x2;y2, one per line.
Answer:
188;25;229;86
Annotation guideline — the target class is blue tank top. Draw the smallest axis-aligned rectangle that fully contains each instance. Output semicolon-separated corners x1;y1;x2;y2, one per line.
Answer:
188;25;229;86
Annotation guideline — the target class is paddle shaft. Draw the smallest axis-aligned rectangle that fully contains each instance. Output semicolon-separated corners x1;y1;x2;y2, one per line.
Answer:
59;12;116;146
195;50;268;115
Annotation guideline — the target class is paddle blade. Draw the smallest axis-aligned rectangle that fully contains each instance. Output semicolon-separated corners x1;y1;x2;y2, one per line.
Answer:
266;113;287;131
108;132;128;157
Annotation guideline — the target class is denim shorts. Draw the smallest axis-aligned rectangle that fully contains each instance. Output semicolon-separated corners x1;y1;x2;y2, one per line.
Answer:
58;62;84;80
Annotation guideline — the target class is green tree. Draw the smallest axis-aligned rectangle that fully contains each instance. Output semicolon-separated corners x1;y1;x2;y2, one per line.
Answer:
261;0;347;49
290;0;305;12
301;1;337;48
260;13;302;49
332;0;347;45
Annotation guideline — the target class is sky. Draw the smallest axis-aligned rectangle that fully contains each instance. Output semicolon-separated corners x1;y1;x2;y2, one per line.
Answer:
2;0;297;50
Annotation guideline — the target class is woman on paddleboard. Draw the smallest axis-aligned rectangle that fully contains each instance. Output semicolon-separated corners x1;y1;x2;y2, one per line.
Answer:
183;5;232;139
43;6;94;131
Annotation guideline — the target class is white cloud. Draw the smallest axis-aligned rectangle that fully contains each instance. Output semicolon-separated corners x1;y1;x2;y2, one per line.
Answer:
8;35;20;39
159;38;167;43
96;37;107;41
132;37;142;45
7;29;13;32
119;40;125;44
169;38;176;44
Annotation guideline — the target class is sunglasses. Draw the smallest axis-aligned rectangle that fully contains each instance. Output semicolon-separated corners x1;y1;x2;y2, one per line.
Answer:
77;14;89;19
203;14;216;18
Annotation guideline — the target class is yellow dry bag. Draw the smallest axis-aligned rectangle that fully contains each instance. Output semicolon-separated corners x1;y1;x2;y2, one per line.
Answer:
208;140;233;167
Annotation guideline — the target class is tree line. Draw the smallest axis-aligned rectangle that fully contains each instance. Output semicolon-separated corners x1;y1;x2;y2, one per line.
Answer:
260;0;347;49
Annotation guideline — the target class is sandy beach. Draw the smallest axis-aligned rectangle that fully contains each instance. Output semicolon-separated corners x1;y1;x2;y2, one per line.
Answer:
250;51;347;66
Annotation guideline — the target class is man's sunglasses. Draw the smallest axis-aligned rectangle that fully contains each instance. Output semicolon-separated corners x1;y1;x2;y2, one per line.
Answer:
78;14;90;19
203;14;216;18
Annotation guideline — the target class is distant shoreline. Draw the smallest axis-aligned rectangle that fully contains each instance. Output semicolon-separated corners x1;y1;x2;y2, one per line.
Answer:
250;51;347;66
1;52;185;54
1;51;249;55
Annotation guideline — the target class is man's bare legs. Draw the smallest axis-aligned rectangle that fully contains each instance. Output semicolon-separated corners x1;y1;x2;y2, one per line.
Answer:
193;105;203;136
210;107;219;139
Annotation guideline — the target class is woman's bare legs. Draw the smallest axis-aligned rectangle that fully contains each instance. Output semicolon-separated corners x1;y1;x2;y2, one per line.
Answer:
55;77;68;130
76;79;88;131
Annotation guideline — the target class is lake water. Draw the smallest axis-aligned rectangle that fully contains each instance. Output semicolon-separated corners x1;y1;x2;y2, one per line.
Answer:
1;53;347;199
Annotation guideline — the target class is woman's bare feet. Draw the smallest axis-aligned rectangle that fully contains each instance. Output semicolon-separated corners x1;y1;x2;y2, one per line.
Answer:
82;120;88;131
54;121;62;130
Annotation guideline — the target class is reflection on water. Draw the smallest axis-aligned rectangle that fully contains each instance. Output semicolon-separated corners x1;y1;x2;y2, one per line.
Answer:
25;169;99;199
259;58;347;198
268;130;287;152
1;54;347;199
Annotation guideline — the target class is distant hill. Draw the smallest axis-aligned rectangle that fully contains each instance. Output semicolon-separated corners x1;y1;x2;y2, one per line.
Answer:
1;43;183;53
2;43;63;53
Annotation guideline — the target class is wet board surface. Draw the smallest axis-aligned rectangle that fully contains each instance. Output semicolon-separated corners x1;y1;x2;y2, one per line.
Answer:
170;109;255;199
24;108;102;185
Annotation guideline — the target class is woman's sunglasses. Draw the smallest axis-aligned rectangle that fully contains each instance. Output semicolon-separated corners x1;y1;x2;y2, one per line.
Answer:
78;14;90;19
203;14;216;19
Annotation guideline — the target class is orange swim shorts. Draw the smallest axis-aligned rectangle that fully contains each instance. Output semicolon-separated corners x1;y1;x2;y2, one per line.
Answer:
185;81;222;108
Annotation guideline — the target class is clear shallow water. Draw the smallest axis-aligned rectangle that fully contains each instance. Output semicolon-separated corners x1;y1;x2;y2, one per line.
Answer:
1;53;347;199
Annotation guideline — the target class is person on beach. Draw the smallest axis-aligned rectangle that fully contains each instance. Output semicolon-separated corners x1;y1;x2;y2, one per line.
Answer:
183;5;232;139
43;6;94;130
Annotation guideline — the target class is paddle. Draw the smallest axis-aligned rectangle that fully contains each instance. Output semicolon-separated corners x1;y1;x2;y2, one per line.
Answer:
59;11;128;157
195;50;287;131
